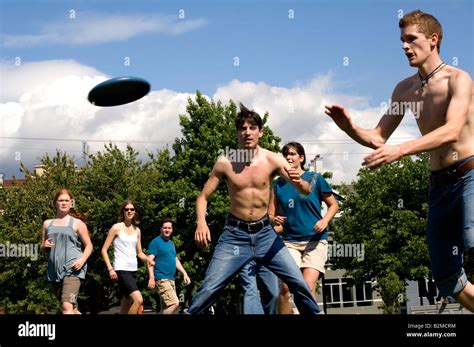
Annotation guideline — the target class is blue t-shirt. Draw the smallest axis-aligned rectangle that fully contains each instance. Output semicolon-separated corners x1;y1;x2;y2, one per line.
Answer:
148;235;177;280
274;171;333;242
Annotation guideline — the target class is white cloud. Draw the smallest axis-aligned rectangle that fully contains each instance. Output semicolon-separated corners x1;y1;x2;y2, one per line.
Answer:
0;60;105;102
0;60;191;178
2;13;206;47
0;60;420;183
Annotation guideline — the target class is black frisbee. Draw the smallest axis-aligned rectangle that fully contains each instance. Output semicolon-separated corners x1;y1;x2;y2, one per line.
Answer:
88;76;151;107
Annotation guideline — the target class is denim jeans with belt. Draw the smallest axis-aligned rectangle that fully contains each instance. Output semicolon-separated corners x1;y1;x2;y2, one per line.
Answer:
188;223;321;314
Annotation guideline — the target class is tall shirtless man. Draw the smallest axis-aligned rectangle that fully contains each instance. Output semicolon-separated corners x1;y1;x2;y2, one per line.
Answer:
187;103;321;314
325;10;473;311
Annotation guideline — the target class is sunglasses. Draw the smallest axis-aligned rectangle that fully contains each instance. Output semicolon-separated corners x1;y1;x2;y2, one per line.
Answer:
123;208;135;212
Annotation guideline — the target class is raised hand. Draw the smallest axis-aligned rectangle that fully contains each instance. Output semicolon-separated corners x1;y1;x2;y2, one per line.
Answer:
324;104;353;132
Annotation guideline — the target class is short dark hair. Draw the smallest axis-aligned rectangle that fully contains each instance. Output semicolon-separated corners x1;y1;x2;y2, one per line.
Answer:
161;218;173;227
235;103;263;130
282;142;306;169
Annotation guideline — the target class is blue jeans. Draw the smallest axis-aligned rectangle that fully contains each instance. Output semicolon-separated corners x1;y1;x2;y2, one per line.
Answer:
239;260;279;314
188;223;321;315
427;159;473;296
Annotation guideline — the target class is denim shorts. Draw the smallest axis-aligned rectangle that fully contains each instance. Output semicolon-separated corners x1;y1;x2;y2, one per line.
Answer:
426;157;474;296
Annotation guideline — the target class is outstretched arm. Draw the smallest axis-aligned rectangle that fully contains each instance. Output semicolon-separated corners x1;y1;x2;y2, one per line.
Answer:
325;82;405;149
330;102;405;169
325;104;402;148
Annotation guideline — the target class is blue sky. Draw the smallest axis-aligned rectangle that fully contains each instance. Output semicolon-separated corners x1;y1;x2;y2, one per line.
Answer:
0;0;473;182
2;0;471;101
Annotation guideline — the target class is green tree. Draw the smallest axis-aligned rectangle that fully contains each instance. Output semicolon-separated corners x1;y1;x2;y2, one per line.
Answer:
332;154;430;313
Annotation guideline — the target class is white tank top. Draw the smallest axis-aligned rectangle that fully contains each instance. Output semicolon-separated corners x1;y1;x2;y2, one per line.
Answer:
112;225;138;271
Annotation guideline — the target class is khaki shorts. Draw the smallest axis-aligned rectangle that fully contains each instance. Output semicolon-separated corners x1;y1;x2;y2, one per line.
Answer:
61;276;81;306
156;279;179;309
284;239;328;274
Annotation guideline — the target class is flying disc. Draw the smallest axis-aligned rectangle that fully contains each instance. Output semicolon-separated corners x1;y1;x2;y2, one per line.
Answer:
88;76;151;107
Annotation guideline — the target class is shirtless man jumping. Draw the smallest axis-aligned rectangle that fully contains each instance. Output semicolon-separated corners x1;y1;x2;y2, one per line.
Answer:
325;10;474;311
187;103;321;314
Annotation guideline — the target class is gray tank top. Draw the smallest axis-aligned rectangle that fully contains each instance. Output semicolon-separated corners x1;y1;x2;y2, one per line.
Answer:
46;216;87;282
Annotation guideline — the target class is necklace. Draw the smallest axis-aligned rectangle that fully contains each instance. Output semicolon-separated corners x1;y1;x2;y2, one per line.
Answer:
418;62;445;88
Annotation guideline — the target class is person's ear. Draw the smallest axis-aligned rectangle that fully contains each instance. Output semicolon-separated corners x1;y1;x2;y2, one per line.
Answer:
430;33;439;50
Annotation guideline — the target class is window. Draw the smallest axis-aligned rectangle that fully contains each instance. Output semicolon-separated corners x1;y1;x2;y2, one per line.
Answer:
342;282;354;307
323;278;378;308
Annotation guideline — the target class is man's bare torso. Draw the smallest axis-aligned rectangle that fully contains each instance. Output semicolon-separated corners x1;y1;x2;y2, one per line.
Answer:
395;65;474;170
220;148;277;221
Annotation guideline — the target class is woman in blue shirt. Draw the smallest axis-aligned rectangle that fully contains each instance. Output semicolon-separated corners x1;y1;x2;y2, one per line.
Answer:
269;142;339;314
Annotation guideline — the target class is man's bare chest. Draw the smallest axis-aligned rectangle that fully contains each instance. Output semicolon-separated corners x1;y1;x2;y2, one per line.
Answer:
398;80;451;132
225;162;273;190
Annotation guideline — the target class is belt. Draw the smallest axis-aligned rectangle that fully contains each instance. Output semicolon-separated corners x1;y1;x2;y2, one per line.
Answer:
429;158;474;187
226;215;270;233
